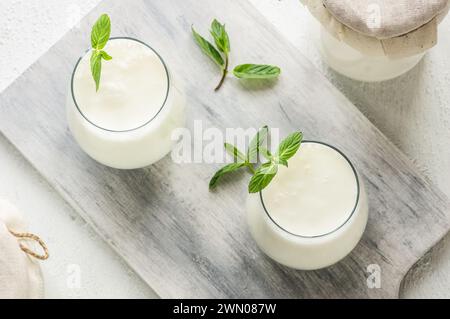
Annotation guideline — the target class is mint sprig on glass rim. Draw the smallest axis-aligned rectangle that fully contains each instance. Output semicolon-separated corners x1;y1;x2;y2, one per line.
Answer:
209;127;303;193
90;14;113;91
192;19;281;91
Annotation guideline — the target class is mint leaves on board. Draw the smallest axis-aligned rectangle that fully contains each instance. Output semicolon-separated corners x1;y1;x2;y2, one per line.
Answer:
209;127;303;193
233;64;281;79
210;19;230;54
192;19;281;91
192;27;225;69
192;19;230;91
90;14;112;91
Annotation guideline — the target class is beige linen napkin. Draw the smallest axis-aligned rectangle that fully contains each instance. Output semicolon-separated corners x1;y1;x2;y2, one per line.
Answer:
0;199;45;299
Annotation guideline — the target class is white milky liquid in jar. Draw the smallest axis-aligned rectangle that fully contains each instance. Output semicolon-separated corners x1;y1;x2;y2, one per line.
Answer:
246;142;368;270
320;28;425;82
66;38;185;169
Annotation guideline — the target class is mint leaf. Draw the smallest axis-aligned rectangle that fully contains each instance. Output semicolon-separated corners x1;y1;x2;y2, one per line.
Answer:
192;19;283;90
100;50;112;60
91;14;111;50
247;125;269;163
233;64;281;79
209;163;246;189
192;26;224;68
90;51;102;92
277;132;303;162
248;162;278;193
259;147;273;161
224;143;246;163
90;14;112;91
276;158;288;167
210;19;230;54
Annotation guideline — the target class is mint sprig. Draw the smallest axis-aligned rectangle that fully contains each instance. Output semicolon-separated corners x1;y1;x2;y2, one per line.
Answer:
209;127;303;193
90;14;112;91
192;19;280;91
248;132;302;193
192;19;230;91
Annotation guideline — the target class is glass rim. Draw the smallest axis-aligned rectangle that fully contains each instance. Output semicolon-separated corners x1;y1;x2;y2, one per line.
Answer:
70;36;171;133
259;140;361;239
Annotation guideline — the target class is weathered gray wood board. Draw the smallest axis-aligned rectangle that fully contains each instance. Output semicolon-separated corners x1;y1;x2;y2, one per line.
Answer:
1;0;450;298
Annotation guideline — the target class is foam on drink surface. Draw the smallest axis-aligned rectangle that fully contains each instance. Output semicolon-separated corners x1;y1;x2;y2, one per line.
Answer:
72;39;168;131
262;142;358;237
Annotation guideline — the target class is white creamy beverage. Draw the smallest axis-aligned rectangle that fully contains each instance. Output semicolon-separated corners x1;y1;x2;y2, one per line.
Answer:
67;38;185;169
246;141;368;270
74;39;169;131
320;28;424;82
264;142;358;236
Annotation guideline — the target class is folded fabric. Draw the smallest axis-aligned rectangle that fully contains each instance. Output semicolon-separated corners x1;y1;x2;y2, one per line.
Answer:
0;199;44;299
301;0;450;57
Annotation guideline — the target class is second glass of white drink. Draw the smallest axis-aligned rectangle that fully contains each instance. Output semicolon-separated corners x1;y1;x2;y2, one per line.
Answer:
247;141;368;270
67;37;185;169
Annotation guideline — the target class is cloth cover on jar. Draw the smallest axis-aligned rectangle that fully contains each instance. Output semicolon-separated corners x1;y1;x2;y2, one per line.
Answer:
301;0;450;57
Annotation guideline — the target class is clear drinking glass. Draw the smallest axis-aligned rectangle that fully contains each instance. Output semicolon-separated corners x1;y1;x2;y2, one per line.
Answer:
246;141;369;270
66;37;185;169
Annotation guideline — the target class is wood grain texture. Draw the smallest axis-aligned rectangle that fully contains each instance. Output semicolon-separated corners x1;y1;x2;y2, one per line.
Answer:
1;0;450;298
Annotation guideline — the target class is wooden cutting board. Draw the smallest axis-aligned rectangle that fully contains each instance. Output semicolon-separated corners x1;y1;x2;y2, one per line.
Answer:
1;0;450;298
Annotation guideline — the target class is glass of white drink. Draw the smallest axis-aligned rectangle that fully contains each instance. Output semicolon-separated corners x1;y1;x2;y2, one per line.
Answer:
246;141;368;270
67;37;185;169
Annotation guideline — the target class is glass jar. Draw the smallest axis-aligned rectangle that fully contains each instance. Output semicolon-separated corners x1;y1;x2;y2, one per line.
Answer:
320;28;425;82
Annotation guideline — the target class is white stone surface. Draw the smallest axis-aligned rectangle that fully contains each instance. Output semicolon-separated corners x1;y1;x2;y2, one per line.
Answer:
1;0;450;298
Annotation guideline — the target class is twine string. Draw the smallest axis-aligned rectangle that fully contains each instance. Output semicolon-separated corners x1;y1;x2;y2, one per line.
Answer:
8;230;49;260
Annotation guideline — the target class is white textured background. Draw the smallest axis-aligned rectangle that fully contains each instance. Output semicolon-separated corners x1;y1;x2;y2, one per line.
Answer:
1;0;450;298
